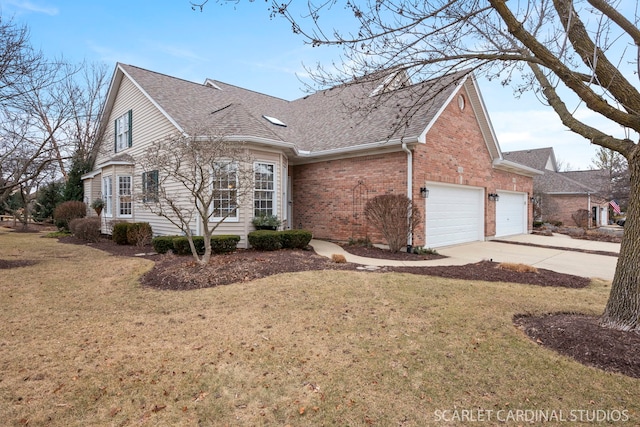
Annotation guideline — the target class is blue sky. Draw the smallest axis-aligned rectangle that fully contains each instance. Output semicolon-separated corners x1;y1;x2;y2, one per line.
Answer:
2;0;628;170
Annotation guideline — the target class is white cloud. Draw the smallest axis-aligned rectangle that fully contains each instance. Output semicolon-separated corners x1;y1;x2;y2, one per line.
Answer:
2;0;58;15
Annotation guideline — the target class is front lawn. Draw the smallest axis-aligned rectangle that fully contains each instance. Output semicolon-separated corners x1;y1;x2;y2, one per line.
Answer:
0;229;636;426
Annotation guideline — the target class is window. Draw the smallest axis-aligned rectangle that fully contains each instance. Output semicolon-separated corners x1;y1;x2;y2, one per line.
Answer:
254;162;275;218
115;110;132;152
117;175;132;217
102;176;112;217
142;170;159;203
212;162;238;220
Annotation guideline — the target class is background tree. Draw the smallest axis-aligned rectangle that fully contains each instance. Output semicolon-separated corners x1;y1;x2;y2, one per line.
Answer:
253;0;640;332
139;129;254;265
592;146;630;211
0;13;108;211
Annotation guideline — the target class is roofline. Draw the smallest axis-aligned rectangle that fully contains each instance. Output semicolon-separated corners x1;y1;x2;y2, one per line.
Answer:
219;135;420;160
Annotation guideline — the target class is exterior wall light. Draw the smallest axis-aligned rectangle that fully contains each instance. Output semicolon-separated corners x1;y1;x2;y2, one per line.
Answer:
420;187;429;198
488;193;500;201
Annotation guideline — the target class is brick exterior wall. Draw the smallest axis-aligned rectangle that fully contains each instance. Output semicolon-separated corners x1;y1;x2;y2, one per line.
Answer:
542;194;609;227
291;88;534;246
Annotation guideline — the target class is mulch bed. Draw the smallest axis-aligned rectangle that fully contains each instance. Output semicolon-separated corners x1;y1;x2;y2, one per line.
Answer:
33;234;640;379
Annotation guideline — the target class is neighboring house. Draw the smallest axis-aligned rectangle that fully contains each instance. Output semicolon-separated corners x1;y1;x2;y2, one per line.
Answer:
503;147;610;227
83;63;540;249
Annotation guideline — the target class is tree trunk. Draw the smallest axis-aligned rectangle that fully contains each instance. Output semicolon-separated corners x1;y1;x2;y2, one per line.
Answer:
601;155;640;331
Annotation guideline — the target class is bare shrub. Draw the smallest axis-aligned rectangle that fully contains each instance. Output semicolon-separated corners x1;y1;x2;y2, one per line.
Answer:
572;209;591;228
364;194;422;253
68;217;101;242
127;222;153;247
53;201;86;231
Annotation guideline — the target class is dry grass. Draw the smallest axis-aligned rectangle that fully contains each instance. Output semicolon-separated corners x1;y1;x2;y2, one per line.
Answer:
0;228;638;426
497;262;539;273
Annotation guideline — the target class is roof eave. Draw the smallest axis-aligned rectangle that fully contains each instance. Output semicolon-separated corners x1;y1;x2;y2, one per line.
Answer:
493;159;544;177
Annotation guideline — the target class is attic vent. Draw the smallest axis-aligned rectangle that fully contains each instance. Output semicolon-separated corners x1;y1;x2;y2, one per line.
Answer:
263;115;287;127
204;78;222;90
369;71;411;97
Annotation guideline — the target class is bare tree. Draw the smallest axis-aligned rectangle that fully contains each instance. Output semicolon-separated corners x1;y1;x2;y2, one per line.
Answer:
246;0;640;332
592;146;630;210
0;12;108;211
139;130;254;265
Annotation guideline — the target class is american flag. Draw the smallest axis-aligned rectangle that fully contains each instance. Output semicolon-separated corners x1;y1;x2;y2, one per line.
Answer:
610;200;621;214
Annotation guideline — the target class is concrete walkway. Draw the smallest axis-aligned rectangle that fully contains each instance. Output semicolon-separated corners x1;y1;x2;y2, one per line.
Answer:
309;233;620;281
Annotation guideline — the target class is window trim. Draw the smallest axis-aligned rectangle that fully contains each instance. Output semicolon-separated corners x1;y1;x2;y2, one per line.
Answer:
253;161;277;219
142;170;159;203
114;110;132;153
116;174;133;218
102;175;113;218
211;161;240;222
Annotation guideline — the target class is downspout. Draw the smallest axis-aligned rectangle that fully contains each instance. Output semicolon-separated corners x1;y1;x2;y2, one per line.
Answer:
402;141;413;251
587;192;592;229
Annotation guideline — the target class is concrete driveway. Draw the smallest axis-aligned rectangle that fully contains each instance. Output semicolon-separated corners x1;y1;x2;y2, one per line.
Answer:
310;233;619;281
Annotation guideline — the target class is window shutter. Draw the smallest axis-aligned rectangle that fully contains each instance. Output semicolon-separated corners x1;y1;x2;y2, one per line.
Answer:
127;110;133;147
114;119;118;152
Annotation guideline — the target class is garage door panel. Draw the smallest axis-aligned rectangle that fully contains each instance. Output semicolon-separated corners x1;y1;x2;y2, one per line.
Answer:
425;184;484;248
496;191;527;237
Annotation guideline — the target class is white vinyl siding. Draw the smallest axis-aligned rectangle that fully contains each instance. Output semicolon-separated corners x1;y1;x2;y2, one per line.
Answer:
425;183;484;248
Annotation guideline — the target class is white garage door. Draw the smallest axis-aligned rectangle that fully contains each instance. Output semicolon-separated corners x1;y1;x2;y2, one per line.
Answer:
495;191;527;237
425;183;484;248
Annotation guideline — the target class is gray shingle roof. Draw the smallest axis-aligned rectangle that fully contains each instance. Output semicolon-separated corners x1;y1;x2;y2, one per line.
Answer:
504;148;608;194
119;64;468;153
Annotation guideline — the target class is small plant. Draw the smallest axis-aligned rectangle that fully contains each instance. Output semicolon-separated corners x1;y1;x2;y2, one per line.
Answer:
412;246;438;256
90;198;105;216
364;194;422;253
347;237;372;247
251;214;281;230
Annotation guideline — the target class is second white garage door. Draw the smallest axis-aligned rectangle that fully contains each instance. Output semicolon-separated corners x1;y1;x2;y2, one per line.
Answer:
495;191;527;237
425;183;484;248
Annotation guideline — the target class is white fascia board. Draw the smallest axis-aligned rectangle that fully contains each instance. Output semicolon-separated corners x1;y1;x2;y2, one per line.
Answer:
492;158;544;177
468;73;503;158
95;160;135;169
81;170;102;180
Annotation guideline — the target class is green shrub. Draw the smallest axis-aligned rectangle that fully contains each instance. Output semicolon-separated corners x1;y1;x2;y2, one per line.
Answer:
279;229;312;249
171;236;203;255
211;235;241;253
248;230;282;251
53;200;87;231
69;217;101;242
112;222;131;245
127;222;153;247
171;235;241;255
152;235;179;254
